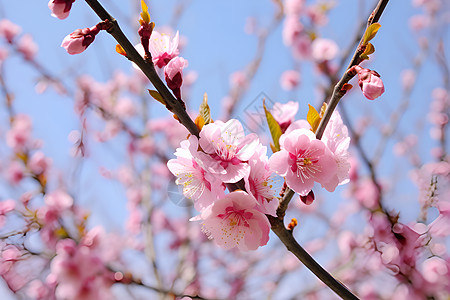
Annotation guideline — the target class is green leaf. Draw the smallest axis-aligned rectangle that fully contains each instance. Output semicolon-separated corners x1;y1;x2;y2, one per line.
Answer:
148;90;166;105
263;99;282;152
360;42;375;60
307;104;321;133
362;23;381;45
199;93;212;125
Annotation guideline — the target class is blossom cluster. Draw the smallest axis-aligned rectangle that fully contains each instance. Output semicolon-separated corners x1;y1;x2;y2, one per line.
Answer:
168;102;351;250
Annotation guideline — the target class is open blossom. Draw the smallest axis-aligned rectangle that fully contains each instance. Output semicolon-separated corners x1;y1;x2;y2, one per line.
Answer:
269;128;337;196
321;111;351;189
280;70;300;91
311;38;339;62
61;25;100;55
48;0;76;20
149;30;179;68
6;114;32;152
0;19;21;43
271;101;299;132
17;34;38;60
199;119;259;183
167;136;225;211
164;56;188;99
200;190;270;250
244;144;277;216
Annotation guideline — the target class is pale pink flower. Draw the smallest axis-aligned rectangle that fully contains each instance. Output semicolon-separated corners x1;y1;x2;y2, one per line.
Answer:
429;202;450;237
114;98;136;118
291;34;312;60
200;190;270;250
271;101;299;132
61;25;100;55
167;136;225;211
311;38;339;62
306;5;328;26
17;34;38;60
282;16;304;46
284;0;305;16
149;30;179;68
6;161;25;185
321;111;351;189
6;114;32;152
164;56;188;99
230;71;248;89
244;144;277;216
409;15;430;31
38;190;73;224
0;199;15;228
0;19;21;43
269;128;337;196
48;0;76;20
280;70;300;91
28;151;51;175
351;66;385;100
199;119;259;183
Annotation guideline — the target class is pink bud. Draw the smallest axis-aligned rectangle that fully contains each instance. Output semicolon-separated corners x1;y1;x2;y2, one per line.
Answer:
300;190;315;205
351;66;385;100
48;0;76;20
164;56;188;99
17;34;38;60
61;26;99;55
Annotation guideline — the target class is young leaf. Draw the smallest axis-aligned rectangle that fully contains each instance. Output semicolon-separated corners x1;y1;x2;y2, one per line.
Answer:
140;0;150;25
263;99;282;152
307;104;321;133
115;44;127;56
360;42;375;60
195;115;205;131
199;93;212;125
148;90;166;105
362;23;381;45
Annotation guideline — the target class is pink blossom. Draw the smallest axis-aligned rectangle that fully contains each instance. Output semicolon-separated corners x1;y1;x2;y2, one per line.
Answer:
28;151;51;175
321;111;351;189
6;114;32;152
149;30;179;68
244;145;277;216
167;136;225;211
351;66;385;100
280;70;300;91
311;38;339;62
284;0;306;16
61;25;100;55
230;71;248;89
282;17;304;46
271;101;299;132
200;190;270;250
429;202;450;237
199;119;259;183
48;0;76;20
164;56;188;99
0;19;21;43
269;128;338;196
6;161;25;185
17;34;38;60
291;34;312;60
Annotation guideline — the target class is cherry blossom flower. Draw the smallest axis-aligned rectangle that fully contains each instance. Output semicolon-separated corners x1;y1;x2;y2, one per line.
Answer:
17;34;38;61
269;128;337;196
280;70;301;91
164;56;188;99
199;119;259;183
271;101;299;132
199;190;270;250
48;0;76;20
6;114;32;152
311;38;339;62
167;136;225;211
149;30;179;68
0;19;21;43
321;111;351;189
244;144;277;216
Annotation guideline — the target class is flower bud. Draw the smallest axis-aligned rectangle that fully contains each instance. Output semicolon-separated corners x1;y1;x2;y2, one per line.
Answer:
61;25;100;55
351;65;385;100
164;56;188;99
48;0;76;20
